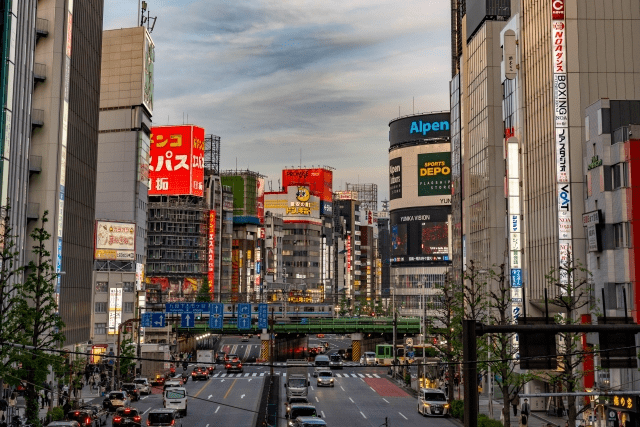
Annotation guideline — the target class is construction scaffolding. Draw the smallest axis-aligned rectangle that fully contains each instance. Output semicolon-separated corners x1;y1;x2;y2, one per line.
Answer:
204;135;220;174
345;183;378;213
220;169;265;220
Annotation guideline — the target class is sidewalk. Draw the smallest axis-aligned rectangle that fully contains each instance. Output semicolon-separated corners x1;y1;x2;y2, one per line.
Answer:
14;382;104;423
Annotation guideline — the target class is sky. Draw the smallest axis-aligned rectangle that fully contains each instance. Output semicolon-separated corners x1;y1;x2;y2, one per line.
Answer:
103;0;452;203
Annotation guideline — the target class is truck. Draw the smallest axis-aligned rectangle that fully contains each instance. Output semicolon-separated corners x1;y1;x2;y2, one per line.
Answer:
197;350;214;365
284;359;310;402
140;344;170;385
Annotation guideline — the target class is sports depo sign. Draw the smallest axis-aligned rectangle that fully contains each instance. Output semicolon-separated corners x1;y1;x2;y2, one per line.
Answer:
417;152;451;197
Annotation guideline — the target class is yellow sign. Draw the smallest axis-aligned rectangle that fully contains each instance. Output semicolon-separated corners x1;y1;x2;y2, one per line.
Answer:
612;395;635;411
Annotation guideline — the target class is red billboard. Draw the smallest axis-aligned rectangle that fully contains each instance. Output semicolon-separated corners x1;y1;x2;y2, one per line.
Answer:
149;125;205;196
208;210;216;295
282;168;333;202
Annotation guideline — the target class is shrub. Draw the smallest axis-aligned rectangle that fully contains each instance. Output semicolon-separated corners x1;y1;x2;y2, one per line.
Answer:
451;399;464;420
478;413;503;427
47;407;64;421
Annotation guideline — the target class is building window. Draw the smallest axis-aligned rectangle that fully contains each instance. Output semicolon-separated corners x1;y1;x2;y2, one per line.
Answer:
615;283;631;309
123;282;135;293
94;323;107;335
124;302;134;313
95;282;108;293
614;222;630;248
612;162;628;189
95;302;107;313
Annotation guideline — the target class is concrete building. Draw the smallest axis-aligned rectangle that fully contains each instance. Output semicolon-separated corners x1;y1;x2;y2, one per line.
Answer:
0;0;104;345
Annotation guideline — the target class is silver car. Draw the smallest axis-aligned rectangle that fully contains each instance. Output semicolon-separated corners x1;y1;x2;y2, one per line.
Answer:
316;370;334;387
359;351;376;366
133;378;151;395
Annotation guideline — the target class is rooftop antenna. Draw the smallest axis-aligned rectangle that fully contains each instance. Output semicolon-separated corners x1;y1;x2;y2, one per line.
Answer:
140;1;157;33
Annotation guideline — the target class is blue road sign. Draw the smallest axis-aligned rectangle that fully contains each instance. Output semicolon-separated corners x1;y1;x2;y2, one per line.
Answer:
209;303;224;329
166;302;210;314
150;313;166;328
300;318;308;325
237;303;251;330
258;303;268;329
181;312;195;328
141;313;152;328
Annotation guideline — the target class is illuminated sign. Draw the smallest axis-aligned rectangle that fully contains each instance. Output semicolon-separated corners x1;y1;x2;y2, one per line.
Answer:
94;221;135;261
389;157;402;200
149;125;205;196
108;287;123;334
265;186;321;224
282;168;333;202
142;30;155;112
335;191;358;200
417;152;451;196
410;120;450;135
346;235;351;271
208;210;216;292
610;395;636;411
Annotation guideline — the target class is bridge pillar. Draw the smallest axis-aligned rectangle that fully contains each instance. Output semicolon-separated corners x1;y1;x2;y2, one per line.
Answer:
351;333;363;363
260;333;270;362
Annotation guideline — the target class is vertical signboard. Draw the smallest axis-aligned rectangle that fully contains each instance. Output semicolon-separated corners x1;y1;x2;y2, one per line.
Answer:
149;125;205;196
257;178;265;224
552;0;573;285
208;210;216;293
108;287;123;334
417;152;452;197
389;157;402;200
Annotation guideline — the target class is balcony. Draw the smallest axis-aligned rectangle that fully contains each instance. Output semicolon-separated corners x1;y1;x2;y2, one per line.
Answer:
31;109;44;128
35;18;49;38
613;126;629;144
33;63;46;82
29;155;42;174
27;203;39;221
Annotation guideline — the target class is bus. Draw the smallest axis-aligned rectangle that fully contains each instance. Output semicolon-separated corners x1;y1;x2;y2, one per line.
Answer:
375;344;440;365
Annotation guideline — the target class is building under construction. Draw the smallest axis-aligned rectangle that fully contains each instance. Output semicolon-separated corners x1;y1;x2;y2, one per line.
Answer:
345;183;378;213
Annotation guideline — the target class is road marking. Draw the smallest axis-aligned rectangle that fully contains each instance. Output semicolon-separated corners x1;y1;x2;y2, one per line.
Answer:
223;379;237;399
340;386;345;391
142;409;150;415
373;374;380;378
208;394;212;399
351;374;357;378
194;378;211;398
252;373;257;376
370;387;376;392
221;379;225;382
360;412;367;419
321;411;325;418
220;374;227;377
215;406;220;413
244;373;249;377
349;397;354;403
260;373;265;376
399;412;408;420
213;374;220;377
358;374;364;378
310;386;314;391
206;425;209;427
315;397;319;402
241;394;245;399
248;379;252;382
382;398;389;403
140;396;148;400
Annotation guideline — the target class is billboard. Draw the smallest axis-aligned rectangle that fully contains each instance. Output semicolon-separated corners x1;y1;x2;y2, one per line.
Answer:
282;168;333;202
149;125;205;196
95;221;135;261
389;112;451;148
390;206;451;263
388;142;451;210
417;152;451;196
208;210;216;291
257;178;265;224
264;186;321;224
108;287;123;334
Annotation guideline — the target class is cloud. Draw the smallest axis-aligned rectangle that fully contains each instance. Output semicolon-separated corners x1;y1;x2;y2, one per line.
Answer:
103;0;452;204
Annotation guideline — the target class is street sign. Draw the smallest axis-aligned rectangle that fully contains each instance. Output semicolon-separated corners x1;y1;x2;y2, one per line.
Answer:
150;313;165;328
300;318;308;325
141;313;152;328
166;302;210;314
258;303;268;329
237;303;251;330
209;303;224;329
181;312;195;328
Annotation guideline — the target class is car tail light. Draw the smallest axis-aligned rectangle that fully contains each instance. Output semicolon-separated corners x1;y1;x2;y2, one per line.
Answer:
170;420;175;426
86;418;91;425
146;421;150;426
124;409;131;414
75;412;80;416
113;417;122;423
134;389;138;394
134;416;141;422
225;364;230;368
238;364;242;367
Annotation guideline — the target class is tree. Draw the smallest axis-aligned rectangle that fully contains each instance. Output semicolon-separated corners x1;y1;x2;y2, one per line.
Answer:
13;212;66;427
195;278;212;302
338;296;348;317
119;334;136;381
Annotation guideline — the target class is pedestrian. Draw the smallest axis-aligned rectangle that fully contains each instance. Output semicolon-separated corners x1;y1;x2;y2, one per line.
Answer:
454;373;460;388
40;389;45;409
511;393;520;416
521;398;530;416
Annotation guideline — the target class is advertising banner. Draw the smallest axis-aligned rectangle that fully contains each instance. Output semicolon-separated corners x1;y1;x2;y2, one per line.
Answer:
282;168;333;202
390;206;451;263
417;152;452;197
389;112;451;148
389;157;402;200
135;263;145;291
95;221;135;261
257;178;265;224
108;287;123;334
149;125;205;196
264;186;321;224
335;191;358;200
208;210;216;291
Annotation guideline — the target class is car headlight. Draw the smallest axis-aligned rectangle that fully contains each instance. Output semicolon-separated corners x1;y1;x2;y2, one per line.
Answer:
330;379;334;382
423;403;430;407
444;404;450;408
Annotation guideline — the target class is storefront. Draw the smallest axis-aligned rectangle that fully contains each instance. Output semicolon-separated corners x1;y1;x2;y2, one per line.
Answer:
90;344;109;364
607;394;638;427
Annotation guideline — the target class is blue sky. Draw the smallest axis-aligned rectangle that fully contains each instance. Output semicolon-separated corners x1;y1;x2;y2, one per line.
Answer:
104;0;451;202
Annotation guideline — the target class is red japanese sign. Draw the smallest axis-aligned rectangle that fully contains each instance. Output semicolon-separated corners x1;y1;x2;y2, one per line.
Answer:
551;0;565;20
282;168;333;202
208;210;216;295
149;125;205;196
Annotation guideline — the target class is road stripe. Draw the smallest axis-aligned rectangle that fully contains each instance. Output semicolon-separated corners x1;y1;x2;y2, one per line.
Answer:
215;406;220;413
213;374;220;377
340;386;345;391
349;397;354;403
358;374;364;378
260;373;265;376
244;373;249;377
283;373;287;377
366;374;372;378
194;377;210;398
252;373;257;376
382;398;389;403
350;374;357;378
220;374;227;377
321;411;325;418
373;374;380;378
315;397;319;402
142;409;150;415
360;412;367;419
370;387;376;392
223;379;237;399
399;412;408;420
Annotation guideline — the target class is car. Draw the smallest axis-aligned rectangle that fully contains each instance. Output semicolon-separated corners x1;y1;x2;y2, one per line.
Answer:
316;370;334;387
316;334;324;338
206;363;216;374
66;409;95;427
163;387;187;416
133;378;151;395
328;353;343;369
102;391;131;412
47;422;81;427
359;351;376;366
286;404;319;426
312;355;330;377
215;352;226;364
292;417;327;427
112;407;141;427
418;387;450;417
163;380;182;391
147;409;182;427
191;366;209;381
120;383;140;401
241;335;250;342
285;397;310;416
78;405;108;427
225;354;239;362
153;374;166;386
320;341;329;349
225;359;243;373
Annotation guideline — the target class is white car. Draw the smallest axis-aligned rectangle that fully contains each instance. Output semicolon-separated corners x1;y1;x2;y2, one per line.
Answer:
316;370;334;387
133;377;151;395
418;388;450;416
164;387;188;416
359;352;376;366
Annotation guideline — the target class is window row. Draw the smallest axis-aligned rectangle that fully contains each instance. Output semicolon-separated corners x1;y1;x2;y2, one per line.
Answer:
95;282;135;293
94;302;134;313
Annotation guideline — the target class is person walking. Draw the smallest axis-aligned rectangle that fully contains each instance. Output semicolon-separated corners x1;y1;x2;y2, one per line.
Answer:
511;393;520;416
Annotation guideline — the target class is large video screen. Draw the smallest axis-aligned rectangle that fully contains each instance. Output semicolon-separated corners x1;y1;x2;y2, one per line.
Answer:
422;222;449;255
391;224;407;257
389;206;451;264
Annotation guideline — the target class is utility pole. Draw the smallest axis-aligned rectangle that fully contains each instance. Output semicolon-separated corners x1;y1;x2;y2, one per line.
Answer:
269;308;275;376
392;308;397;379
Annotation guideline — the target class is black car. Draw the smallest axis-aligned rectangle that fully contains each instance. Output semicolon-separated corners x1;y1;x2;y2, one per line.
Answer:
79;405;108;427
120;383;140;401
112;407;141;427
191;366;209;380
66;409;95;427
215;352;226;364
147;409;181;427
225;359;243;373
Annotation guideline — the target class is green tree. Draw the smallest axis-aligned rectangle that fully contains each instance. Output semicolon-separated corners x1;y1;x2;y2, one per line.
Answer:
338;296;348;317
195;278;212;302
12;212;65;427
119;334;136;381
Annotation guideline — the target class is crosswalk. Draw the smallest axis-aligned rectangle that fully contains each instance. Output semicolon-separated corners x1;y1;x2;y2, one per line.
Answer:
262;362;363;367
209;372;381;378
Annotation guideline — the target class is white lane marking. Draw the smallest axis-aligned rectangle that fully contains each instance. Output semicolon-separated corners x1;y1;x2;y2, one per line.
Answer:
205;425;209;427
260;373;265;376
366;374;373;378
358;374;364;378
140;396;148;400
310;386;314;391
248;379;252;382
315;397;319;402
382;398;389;403
360;412;367;419
220;374;227;377
399;412;408;420
208;394;212;399
340;386;345;391
241;394;245;399
373;374;380;378
351;374;357;378
215;406;220;413
283;373;287;377
321;411;325;418
370;387;376;392
142;409;150;415
252;373;257;376
244;373;249;377
349;397;354;403
221;379;225;382
213;374;220;377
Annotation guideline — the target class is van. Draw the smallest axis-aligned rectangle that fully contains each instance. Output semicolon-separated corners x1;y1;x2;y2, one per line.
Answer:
163;387;188;416
163;380;182;391
313;355;330;377
417;388;450;416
